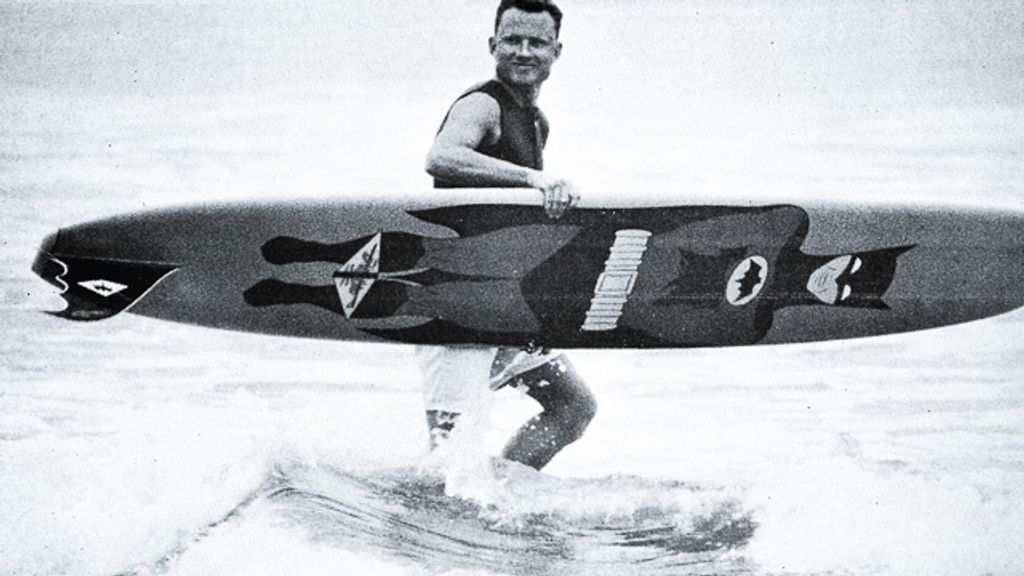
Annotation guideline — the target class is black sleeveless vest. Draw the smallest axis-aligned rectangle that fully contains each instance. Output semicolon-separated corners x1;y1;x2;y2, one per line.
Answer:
434;80;548;188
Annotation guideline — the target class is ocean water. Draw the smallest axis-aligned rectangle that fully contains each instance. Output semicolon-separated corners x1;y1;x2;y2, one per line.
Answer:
2;1;1023;575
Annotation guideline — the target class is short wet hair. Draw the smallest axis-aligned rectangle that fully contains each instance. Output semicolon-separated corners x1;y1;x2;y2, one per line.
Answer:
495;0;563;37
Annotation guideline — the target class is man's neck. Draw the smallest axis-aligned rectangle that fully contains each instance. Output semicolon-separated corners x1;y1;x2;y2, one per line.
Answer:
495;77;541;108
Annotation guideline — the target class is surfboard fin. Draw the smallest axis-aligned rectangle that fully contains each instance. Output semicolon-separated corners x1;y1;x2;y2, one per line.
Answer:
34;249;178;321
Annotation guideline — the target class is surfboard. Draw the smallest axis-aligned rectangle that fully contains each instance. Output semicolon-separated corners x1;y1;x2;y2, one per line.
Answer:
32;190;1024;348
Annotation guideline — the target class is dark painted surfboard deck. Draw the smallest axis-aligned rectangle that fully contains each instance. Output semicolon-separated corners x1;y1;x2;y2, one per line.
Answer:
33;192;1024;348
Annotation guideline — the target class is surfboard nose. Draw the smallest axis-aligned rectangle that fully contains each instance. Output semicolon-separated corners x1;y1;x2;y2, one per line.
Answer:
32;231;64;289
31;228;180;321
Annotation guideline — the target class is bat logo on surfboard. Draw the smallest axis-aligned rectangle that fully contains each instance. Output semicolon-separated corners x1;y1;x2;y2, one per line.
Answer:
726;256;768;306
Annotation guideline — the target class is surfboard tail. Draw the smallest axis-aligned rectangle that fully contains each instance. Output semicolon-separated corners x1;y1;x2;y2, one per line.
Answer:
33;232;179;321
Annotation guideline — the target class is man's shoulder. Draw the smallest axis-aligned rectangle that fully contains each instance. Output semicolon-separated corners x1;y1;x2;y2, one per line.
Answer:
448;89;502;125
459;80;495;96
453;81;503;105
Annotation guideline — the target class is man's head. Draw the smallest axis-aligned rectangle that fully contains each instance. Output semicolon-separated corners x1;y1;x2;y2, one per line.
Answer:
494;0;562;36
490;0;563;89
805;245;914;308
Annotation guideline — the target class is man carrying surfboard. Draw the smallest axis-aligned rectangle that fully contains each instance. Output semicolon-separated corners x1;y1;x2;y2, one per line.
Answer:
422;0;596;469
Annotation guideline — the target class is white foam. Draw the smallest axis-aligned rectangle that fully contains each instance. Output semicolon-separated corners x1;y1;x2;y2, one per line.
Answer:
164;500;423;576
746;451;1024;576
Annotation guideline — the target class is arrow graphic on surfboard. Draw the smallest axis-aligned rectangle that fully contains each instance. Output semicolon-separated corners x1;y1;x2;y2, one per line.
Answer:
332;232;430;319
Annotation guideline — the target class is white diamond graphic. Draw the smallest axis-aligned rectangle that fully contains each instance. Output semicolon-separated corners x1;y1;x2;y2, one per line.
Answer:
79;279;129;298
333;233;381;319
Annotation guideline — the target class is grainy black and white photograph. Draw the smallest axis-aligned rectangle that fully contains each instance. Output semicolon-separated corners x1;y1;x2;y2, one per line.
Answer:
2;1;1023;575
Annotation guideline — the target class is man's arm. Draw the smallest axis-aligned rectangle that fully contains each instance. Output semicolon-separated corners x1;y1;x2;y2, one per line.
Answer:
425;93;577;218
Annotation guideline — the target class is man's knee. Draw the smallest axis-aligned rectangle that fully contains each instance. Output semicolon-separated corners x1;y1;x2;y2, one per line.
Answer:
538;376;596;443
519;355;597;441
560;386;597;441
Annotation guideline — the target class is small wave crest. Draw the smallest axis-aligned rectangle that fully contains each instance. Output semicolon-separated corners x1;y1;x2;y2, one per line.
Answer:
250;461;756;575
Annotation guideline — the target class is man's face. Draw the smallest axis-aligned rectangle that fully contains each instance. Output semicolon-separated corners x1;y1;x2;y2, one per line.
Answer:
490;8;561;88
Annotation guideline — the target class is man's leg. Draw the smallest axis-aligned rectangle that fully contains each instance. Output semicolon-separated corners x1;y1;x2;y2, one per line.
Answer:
417;345;495;447
500;355;597;470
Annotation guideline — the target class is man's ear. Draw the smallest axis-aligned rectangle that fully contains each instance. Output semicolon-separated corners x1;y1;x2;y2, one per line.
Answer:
488;36;497;55
554;41;562;59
